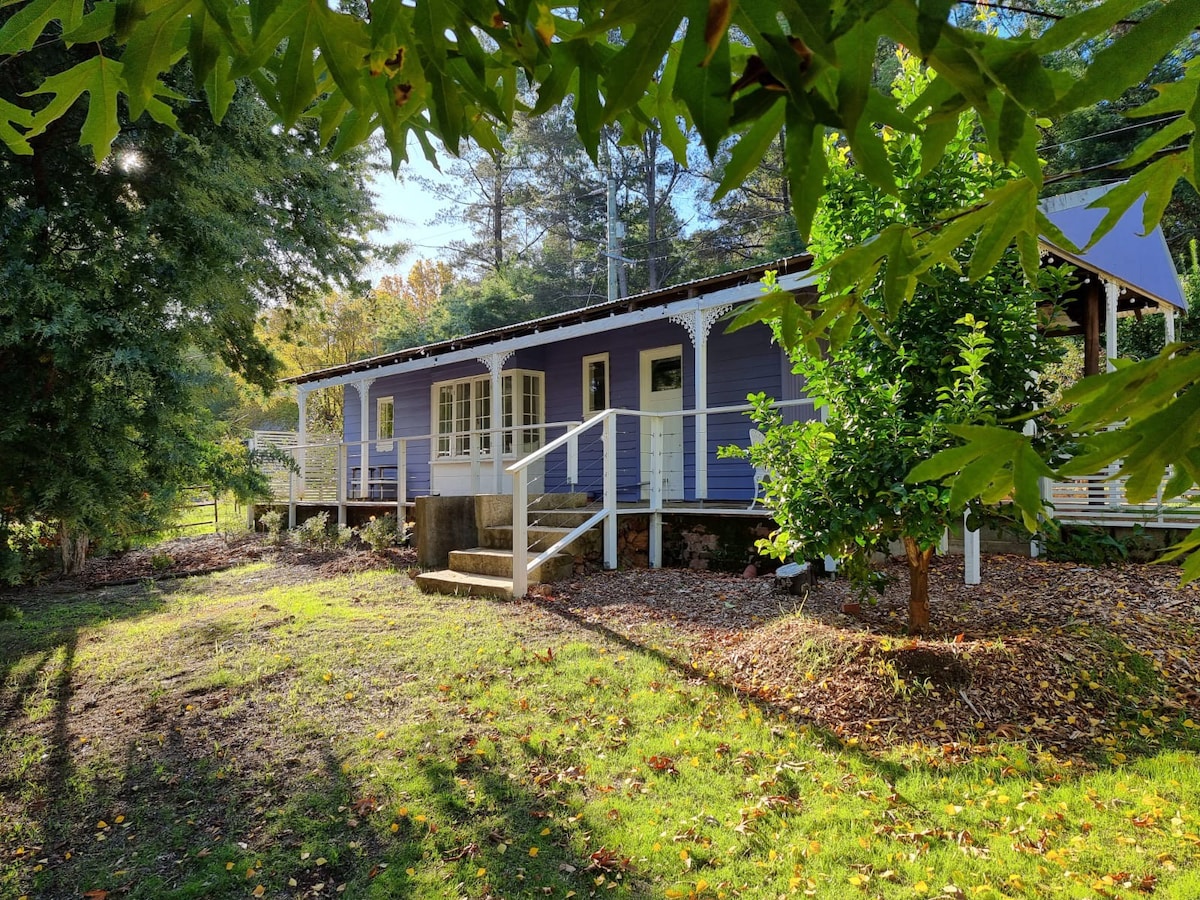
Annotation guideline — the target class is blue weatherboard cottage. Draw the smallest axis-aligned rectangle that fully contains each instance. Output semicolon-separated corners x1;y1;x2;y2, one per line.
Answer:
263;184;1185;597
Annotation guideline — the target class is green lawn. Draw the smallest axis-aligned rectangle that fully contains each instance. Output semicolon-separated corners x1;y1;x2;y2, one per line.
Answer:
2;564;1198;899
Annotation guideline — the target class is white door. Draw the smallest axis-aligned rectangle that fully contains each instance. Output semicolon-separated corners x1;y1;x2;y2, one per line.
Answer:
640;345;684;500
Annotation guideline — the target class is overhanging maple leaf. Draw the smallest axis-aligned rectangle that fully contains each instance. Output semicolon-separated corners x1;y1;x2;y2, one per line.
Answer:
0;97;33;155
24;54;124;163
237;0;370;125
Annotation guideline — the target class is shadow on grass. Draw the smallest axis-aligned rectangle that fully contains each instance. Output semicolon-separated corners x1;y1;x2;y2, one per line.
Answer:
529;587;1200;772
7;586;641;898
529;596;912;784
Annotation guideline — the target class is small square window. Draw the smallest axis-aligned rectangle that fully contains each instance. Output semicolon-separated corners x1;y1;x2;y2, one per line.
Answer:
650;355;682;392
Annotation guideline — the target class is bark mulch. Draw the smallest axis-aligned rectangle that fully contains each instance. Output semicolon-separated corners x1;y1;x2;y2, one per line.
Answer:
538;556;1200;763
80;533;416;587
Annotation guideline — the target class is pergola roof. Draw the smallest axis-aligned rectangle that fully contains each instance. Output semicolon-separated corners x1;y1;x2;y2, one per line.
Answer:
1040;184;1187;312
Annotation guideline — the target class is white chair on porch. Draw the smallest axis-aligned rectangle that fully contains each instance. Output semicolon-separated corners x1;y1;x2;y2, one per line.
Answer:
749;428;768;508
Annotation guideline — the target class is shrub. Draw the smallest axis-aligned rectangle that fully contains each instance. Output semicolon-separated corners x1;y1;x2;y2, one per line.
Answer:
1;519;57;585
258;509;285;545
1041;525;1132;566
293;512;333;549
358;514;405;553
333;523;354;548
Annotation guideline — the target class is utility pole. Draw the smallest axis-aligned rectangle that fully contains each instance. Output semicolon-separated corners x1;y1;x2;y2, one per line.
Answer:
606;174;621;301
601;131;630;302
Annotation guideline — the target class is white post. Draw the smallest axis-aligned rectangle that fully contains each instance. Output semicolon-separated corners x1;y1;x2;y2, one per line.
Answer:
650;415;664;567
1025;419;1044;559
1165;307;1176;345
512;467;528;598
1030;509;1044;556
1104;280;1119;372
603;413;618;569
337;443;348;526
469;430;481;493
296;385;309;502
357;378;373;445
288;465;297;529
963;511;980;585
567;432;579;486
693;308;708;500
396;439;407;520
490;352;504;493
354;377;373;503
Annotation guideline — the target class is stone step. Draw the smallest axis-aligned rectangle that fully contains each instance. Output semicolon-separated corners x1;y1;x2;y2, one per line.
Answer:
480;524;602;556
448;547;573;582
414;569;516;600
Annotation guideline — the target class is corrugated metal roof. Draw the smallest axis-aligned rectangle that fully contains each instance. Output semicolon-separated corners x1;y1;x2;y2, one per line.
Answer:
284;253;814;385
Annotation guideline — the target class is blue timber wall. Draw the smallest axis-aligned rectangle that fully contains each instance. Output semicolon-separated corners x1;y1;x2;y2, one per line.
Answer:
340;318;798;503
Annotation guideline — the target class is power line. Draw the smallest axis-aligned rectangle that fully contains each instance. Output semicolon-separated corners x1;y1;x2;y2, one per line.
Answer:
1038;115;1183;152
958;1;1146;29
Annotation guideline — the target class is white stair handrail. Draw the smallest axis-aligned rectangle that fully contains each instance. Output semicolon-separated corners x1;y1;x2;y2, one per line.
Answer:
509;410;616;597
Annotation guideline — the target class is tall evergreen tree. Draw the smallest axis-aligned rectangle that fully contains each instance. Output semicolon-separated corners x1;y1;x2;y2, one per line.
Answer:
1;63;381;571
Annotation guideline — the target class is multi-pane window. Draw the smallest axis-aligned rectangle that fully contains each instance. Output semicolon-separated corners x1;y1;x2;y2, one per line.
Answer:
582;353;608;417
433;371;543;459
376;397;394;448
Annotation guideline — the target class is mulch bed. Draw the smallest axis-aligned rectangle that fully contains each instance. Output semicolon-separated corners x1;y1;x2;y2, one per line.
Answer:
540;556;1200;762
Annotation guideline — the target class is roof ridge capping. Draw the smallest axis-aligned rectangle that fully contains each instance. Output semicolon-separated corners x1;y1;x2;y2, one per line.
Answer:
1037;183;1117;216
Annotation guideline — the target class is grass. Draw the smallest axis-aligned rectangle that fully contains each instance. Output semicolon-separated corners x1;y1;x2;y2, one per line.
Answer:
2;564;1200;899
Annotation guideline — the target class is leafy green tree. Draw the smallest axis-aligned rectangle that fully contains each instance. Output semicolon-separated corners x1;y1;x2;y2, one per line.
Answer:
1;70;380;572
736;56;1063;632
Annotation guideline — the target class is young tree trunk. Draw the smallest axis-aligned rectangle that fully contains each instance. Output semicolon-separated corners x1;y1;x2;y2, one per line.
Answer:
59;524;90;576
903;535;933;635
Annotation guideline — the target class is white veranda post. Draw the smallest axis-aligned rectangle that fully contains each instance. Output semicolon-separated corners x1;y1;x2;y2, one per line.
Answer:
480;351;512;494
1104;280;1119;373
354;378;374;447
1165;307;1176;344
293;385;309;527
669;303;731;500
349;378;374;515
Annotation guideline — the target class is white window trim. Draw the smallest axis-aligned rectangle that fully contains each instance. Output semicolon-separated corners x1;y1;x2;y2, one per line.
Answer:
430;370;544;461
376;396;394;451
581;352;609;419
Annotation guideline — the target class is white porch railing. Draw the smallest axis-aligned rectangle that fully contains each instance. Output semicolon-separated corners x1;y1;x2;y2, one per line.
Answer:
1046;466;1200;528
507;399;816;597
252;420;585;524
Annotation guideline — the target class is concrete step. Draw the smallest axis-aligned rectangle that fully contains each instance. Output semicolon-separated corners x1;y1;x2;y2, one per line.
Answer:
477;492;591;528
480;524;602;556
414;569;516;599
525;508;601;528
448;547;573;582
